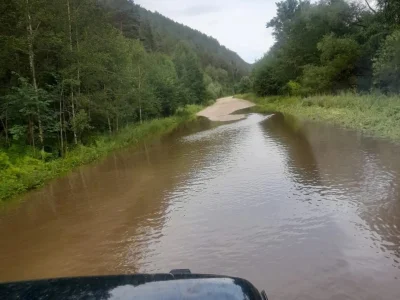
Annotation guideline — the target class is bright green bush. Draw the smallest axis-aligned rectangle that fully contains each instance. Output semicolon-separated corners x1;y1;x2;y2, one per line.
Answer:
285;81;302;96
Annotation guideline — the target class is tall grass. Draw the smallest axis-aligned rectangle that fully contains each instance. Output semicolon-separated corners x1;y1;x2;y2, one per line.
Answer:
237;93;400;140
0;105;202;203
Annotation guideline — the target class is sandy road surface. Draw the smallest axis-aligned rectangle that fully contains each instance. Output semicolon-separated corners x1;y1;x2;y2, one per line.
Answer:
196;97;255;121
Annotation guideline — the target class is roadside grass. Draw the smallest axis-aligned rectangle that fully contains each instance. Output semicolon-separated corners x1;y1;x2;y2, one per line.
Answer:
0;105;202;203
236;93;400;141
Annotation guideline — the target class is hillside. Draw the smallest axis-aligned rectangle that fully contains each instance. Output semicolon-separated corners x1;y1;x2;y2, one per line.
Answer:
101;0;250;85
139;8;250;78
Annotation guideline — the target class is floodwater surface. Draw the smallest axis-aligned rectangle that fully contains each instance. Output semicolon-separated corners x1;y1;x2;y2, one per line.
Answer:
1;114;400;300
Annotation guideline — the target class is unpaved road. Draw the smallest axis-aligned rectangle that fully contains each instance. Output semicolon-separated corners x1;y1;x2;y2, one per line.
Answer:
197;97;255;121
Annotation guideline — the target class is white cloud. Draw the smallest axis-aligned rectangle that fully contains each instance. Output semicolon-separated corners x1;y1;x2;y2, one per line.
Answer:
181;4;221;16
135;0;278;63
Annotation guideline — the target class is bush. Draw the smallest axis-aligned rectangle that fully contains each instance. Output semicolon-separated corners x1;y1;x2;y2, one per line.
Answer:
285;81;302;96
301;65;334;94
373;30;400;93
235;76;253;94
0;151;11;170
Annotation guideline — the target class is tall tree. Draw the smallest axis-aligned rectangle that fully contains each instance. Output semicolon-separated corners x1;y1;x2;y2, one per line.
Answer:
24;0;45;150
173;42;206;105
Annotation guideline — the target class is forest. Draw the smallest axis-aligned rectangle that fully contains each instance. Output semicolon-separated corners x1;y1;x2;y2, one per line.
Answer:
236;0;400;142
251;0;400;96
0;0;249;201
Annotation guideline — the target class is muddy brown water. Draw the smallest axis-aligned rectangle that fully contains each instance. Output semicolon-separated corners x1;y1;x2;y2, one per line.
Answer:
1;113;400;300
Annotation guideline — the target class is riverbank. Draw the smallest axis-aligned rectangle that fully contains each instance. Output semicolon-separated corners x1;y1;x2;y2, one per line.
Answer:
197;97;255;121
0;105;201;203
237;93;400;141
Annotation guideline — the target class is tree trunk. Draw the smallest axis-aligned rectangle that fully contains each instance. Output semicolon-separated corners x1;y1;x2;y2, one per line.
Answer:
0;105;9;146
138;65;142;124
59;87;64;157
70;91;78;145
139;103;143;124
107;115;112;135
0;118;8;146
364;0;377;14
26;0;44;151
29;117;36;155
67;0;78;145
63;103;68;154
5;110;9;146
75;22;81;96
16;53;21;74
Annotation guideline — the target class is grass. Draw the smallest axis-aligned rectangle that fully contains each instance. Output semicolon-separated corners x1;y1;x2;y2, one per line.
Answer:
237;93;400;141
0;105;202;204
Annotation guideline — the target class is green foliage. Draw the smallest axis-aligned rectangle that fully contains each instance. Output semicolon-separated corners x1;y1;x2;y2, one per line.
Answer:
0;105;201;202
301;65;334;94
253;52;287;96
0;0;243;202
0;151;11;170
0;0;244;149
173;42;206;105
204;66;232;96
206;82;223;100
304;34;360;93
238;93;400;141
175;105;203;118
8;126;26;142
377;0;400;26
137;5;250;78
73;110;92;142
373;30;400;93
285;80;302;96
252;0;396;96
235;76;253;94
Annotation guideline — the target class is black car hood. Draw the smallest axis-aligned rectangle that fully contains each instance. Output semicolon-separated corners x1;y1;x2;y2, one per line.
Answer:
0;273;265;300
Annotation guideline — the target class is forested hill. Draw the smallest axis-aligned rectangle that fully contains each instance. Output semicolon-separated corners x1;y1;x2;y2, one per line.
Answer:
138;8;250;77
0;0;250;159
101;0;250;82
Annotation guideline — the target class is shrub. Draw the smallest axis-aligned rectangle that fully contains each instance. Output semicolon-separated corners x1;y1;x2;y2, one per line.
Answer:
373;30;400;93
285;81;302;96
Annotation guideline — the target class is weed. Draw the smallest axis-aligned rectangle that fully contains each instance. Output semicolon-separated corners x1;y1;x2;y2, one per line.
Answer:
236;93;400;141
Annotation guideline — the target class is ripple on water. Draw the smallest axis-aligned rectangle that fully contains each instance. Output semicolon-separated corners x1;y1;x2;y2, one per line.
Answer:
0;113;400;299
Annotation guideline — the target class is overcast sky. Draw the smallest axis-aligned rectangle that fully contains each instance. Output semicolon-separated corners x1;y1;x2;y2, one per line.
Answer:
135;0;278;63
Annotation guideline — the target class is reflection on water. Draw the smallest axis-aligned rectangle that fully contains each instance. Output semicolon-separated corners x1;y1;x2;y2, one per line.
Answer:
1;113;400;300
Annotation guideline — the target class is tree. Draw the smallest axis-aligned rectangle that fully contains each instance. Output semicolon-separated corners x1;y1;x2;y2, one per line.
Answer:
23;0;46;150
101;0;141;38
0;0;248;160
147;54;179;116
373;30;400;93
173;43;206;105
235;76;253;94
139;19;156;52
254;0;374;96
377;0;400;26
301;34;360;94
252;50;291;96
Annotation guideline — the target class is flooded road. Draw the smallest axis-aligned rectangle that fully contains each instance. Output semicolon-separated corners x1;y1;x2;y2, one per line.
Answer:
1;113;400;300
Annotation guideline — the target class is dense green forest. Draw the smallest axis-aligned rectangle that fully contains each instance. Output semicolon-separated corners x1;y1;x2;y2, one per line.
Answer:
0;0;249;201
251;0;400;96
0;0;249;153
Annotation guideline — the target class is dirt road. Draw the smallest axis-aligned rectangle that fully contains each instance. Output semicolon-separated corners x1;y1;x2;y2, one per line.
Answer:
196;97;255;121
